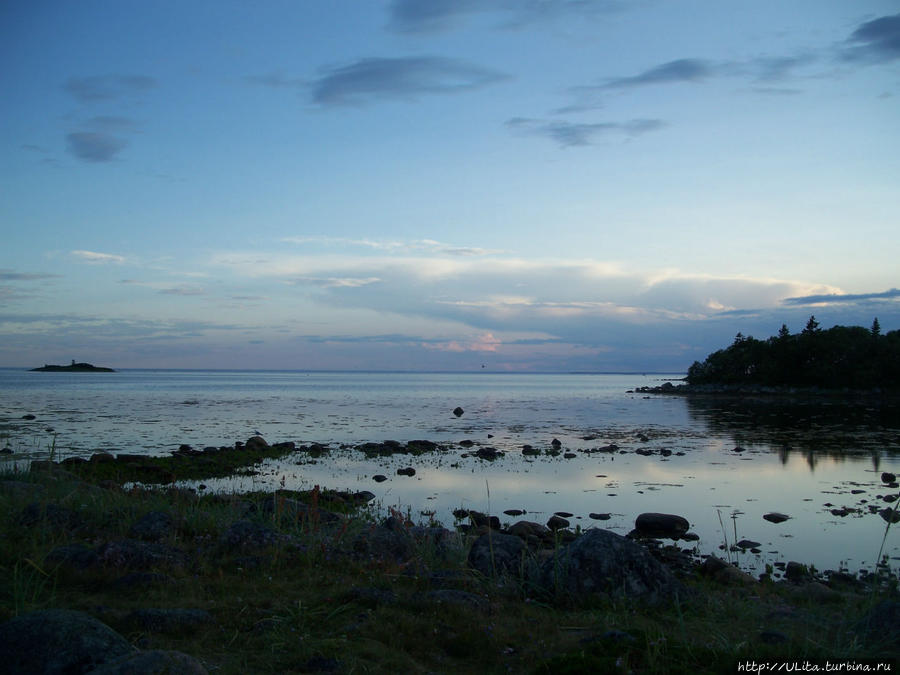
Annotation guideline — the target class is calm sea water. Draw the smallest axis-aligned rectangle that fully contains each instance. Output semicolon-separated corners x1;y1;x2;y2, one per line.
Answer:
2;368;899;577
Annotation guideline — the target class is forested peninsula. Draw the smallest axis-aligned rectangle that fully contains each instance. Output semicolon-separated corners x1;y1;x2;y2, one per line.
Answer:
681;317;899;391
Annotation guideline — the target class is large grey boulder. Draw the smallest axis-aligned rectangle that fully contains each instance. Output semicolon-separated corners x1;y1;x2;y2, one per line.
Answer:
539;528;682;604
0;609;134;674
467;532;532;578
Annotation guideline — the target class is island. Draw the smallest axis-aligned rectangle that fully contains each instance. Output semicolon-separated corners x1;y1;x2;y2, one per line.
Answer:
30;361;116;373
640;316;900;395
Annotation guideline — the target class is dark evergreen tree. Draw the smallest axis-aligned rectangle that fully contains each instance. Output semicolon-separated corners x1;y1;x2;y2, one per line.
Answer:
684;321;899;390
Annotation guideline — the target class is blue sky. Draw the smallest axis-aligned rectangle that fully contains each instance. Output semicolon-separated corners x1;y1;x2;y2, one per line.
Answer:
1;1;898;371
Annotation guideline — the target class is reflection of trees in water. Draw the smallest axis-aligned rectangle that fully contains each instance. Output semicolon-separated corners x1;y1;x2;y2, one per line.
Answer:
683;396;900;471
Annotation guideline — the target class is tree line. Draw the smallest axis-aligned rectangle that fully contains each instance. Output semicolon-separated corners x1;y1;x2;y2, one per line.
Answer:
686;317;900;389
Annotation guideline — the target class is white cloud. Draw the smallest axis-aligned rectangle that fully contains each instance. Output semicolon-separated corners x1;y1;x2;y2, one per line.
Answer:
71;250;126;264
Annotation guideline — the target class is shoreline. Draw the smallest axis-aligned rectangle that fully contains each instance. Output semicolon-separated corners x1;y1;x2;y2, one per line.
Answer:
1;465;897;672
635;381;900;401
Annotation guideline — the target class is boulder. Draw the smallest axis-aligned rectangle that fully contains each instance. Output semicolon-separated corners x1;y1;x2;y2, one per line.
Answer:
547;515;570;531
700;556;756;585
94;539;189;571
763;512;791;524
540;529;682;604
453;407;464;417
882;472;897;484
0;609;134;674
507;520;551;542
128;511;175;542
784;561;811;581
87;649;208;674
467;532;530;578
633;512;690;539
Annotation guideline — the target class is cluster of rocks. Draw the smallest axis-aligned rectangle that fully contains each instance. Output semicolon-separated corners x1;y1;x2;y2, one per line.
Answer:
0;609;208;674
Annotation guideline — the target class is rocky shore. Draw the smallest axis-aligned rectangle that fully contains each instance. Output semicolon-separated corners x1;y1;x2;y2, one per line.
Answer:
2;446;898;673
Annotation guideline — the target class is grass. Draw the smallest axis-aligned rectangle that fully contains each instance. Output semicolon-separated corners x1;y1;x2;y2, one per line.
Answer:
0;466;897;673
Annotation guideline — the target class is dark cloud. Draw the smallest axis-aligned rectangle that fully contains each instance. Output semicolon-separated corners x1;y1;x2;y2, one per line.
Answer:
604;58;714;89
310;56;509;106
506;117;665;147
752;54;816;82
843;13;900;63
0;270;59;281
63;75;157;103
388;0;624;33
782;288;900;306
66;132;127;162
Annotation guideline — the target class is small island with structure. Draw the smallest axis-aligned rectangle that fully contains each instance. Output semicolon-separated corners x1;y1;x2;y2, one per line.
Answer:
30;360;116;373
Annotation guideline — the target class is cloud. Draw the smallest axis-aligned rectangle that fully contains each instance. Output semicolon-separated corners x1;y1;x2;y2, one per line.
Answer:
281;236;503;256
158;285;206;296
71;250;126;264
0;270;59;281
63;75;157;103
387;0;623;33
291;277;382;289
604;58;714;89
309;56;509;106
506;117;665;147
842;13;900;63
66;132;127;162
782;288;900;306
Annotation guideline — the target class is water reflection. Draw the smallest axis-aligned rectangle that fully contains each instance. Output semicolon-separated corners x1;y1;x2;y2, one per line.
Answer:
683;396;900;472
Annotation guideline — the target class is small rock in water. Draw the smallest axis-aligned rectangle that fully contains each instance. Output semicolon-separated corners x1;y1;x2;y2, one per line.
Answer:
503;509;525;516
396;467;416;477
589;513;611;520
453;406;464;417
551;438;562;448
21;414;36;420
563;452;577;459
763;512;791;524
735;539;761;550
633;512;690;539
879;508;900;524
881;472;897;484
372;474;388;483
554;511;574;518
732;446;746;453
851;489;865;494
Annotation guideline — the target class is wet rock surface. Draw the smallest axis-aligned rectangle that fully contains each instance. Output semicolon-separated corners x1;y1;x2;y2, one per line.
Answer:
539;529;684;604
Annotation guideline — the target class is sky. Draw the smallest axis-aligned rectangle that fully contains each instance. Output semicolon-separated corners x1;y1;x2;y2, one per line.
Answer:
1;1;898;372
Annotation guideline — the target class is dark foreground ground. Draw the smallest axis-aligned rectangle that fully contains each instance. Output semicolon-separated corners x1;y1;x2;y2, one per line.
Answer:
1;451;898;674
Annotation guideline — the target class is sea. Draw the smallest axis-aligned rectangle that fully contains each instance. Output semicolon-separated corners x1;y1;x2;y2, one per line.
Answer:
2;368;899;577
